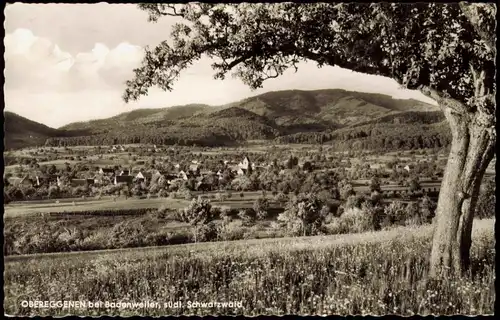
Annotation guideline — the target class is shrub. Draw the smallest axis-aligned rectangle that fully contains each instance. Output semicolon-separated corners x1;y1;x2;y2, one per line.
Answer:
165;230;192;245
339;180;355;200
322;201;341;218
324;217;344;234
219;205;231;218
342;207;374;233
238;208;256;226
156;205;170;219
253;197;270;220
183;190;193;200
158;189;168;198
215;192;227;202
196;222;219;242
218;221;245;241
317;189;336;203
370;176;382;193
404;202;422;226
277;193;327;237
176;196;215;242
169;192;178;199
210;206;222;217
327;207;373;235
344;195;366;210
269;221;282;230
408;176;421;192
370;191;383;205
420;195;437;223
383;200;407;228
274;192;288;204
360;201;384;231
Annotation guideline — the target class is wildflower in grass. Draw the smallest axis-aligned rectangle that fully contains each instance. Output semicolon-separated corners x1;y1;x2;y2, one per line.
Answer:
3;217;495;316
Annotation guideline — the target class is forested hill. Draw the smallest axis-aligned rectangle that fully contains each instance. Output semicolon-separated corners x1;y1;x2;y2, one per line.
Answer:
6;89;450;150
3;112;87;150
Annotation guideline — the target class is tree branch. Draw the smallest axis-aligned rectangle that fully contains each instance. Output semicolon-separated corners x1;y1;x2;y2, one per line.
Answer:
138;4;186;22
469;63;486;99
225;54;253;69
458;2;496;54
164;4;184;17
419;86;471;114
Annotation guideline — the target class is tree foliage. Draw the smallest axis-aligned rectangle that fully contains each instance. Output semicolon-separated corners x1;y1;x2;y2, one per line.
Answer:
278;193;327;236
253;197;270;220
370;176;382;193
176;196;215;226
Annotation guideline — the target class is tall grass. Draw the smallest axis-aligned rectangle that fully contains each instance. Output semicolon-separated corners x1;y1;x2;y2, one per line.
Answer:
4;219;494;316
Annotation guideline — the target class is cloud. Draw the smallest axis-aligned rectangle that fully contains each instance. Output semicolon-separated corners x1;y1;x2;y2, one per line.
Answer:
4;29;71;91
4;27;437;128
4;28;145;93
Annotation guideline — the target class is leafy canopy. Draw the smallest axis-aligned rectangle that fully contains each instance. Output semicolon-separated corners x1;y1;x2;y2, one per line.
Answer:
124;3;495;119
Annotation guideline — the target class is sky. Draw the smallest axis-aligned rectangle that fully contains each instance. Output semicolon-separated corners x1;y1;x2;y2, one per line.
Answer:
4;3;437;128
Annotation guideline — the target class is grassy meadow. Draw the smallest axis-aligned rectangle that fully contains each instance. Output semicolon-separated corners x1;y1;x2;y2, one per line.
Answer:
4;208;287;255
4;218;494;316
4;192;271;217
4;198;190;217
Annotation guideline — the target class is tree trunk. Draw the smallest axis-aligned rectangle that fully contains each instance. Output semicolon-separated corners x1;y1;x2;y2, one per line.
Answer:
429;106;495;277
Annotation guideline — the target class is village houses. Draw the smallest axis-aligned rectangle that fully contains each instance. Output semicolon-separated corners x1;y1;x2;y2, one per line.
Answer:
98;167;115;176
237;156;253;175
114;175;134;185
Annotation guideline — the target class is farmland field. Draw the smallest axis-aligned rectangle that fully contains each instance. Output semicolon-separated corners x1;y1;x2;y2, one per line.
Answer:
3;191;277;217
4;218;494;316
4;198;190;217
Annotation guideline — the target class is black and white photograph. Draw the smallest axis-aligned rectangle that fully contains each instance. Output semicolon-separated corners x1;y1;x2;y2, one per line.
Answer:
3;2;496;317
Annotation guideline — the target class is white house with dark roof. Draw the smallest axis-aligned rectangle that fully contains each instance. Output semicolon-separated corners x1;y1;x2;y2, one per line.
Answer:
178;170;190;181
135;171;152;183
404;164;414;172
99;167;115;175
238;156;251;170
118;169;130;176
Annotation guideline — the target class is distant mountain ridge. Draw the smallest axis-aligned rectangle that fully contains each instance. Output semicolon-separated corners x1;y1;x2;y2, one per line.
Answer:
61;89;439;132
5;89;447;150
3;112;70;150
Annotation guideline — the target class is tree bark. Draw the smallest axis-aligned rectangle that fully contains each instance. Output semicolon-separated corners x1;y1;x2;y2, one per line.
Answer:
429;106;495;277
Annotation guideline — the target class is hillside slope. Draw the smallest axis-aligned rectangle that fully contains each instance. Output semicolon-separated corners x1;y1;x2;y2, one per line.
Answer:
11;89;446;150
62;104;211;133
60;89;438;132
3;112;68;150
